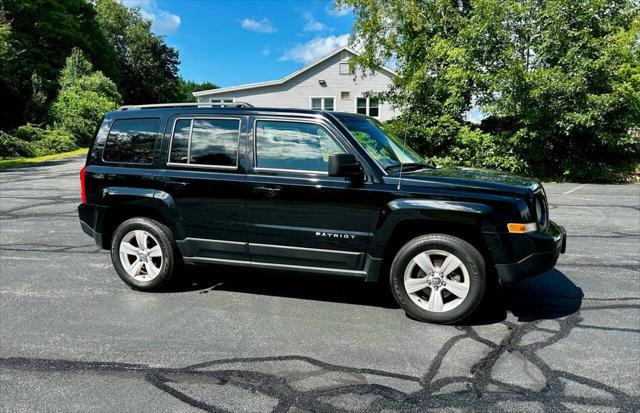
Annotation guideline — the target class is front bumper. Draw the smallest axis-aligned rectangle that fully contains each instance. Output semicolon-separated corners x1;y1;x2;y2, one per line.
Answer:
495;220;566;285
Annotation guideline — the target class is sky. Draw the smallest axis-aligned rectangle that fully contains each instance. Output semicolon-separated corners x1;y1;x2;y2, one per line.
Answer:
123;0;355;88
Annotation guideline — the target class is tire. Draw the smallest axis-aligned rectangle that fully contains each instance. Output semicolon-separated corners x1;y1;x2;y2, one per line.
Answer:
110;217;178;291
389;234;486;324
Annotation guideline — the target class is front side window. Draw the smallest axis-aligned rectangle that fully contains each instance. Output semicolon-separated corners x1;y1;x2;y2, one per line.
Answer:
339;62;350;75
103;118;159;164
310;97;334;111
340;116;423;170
168;118;239;167
255;120;345;172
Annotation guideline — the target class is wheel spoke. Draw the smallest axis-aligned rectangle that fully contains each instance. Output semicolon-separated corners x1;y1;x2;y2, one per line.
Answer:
145;262;160;278
404;278;430;294
148;245;162;258
427;289;444;312
128;259;143;276
120;242;138;256
413;252;435;274
444;280;469;298
134;230;147;249
439;255;462;277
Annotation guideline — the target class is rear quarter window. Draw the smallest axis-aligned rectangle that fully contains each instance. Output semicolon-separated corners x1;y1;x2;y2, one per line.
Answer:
103;118;160;164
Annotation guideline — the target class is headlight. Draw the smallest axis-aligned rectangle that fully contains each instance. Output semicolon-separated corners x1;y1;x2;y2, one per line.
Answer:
534;195;547;228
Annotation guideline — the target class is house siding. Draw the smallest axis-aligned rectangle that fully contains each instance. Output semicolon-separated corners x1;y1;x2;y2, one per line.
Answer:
196;51;400;121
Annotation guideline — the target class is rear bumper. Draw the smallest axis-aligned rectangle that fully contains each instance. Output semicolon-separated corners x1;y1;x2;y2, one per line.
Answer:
495;220;566;285
78;203;104;248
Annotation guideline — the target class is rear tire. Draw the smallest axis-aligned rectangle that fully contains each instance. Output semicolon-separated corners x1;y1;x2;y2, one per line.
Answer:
110;217;178;291
389;234;486;324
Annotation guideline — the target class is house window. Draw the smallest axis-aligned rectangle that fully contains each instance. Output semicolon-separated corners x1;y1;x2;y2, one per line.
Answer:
310;97;334;111
210;98;234;107
339;63;350;75
341;91;350;100
355;97;380;117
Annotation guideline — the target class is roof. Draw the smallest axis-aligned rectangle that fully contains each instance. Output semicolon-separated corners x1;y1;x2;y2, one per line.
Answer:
192;45;397;97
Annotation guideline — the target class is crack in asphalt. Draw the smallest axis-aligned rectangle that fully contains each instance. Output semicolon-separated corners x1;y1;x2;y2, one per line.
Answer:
1;301;638;412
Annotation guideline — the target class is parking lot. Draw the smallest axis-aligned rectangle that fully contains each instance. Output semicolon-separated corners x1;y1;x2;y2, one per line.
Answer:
0;156;638;412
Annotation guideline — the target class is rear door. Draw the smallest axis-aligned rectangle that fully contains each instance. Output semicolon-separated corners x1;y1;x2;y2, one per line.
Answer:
157;114;248;261
245;117;375;274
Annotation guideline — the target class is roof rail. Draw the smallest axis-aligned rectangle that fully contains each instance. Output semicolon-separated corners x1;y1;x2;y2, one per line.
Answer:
118;102;254;111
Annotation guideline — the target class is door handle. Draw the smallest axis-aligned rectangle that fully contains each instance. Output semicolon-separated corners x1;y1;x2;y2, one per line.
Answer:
254;186;281;197
167;180;188;187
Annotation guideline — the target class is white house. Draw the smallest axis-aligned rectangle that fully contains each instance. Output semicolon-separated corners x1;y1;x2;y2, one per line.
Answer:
192;46;400;121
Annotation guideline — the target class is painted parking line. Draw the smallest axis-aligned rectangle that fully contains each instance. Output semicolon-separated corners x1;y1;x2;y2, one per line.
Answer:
562;184;586;195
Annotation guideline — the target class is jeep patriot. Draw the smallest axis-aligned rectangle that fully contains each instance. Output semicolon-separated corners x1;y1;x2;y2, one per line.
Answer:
78;103;566;324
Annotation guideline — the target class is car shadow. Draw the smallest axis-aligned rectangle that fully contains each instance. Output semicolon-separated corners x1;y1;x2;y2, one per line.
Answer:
173;265;583;325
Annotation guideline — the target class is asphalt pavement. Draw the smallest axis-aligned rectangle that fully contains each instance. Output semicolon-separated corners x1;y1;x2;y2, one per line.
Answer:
0;156;638;412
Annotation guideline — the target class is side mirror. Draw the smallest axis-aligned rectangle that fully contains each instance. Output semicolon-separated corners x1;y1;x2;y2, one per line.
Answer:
328;154;364;182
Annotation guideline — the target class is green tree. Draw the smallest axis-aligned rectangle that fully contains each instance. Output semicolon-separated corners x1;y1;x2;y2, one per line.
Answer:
95;0;181;104
176;79;219;102
1;0;119;128
340;0;640;181
51;48;121;146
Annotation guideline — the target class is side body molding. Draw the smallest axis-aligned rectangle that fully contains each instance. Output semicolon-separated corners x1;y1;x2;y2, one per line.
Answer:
369;198;495;258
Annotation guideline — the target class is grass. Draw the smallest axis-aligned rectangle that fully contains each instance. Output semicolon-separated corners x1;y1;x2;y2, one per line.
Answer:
0;148;88;170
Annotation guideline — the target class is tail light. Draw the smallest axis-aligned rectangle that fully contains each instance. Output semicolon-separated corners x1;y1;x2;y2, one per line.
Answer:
80;165;87;204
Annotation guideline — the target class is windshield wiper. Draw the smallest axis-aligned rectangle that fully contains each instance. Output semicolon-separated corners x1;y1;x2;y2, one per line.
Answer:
384;162;432;172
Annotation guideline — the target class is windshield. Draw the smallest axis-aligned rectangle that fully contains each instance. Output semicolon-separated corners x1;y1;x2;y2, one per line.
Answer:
339;117;425;170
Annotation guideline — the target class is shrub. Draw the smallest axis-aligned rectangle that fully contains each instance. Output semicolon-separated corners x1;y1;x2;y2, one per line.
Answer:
0;131;38;158
10;123;48;142
38;128;77;153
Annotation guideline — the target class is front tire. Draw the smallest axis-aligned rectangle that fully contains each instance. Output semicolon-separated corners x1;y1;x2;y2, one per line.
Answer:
110;217;177;291
390;234;486;324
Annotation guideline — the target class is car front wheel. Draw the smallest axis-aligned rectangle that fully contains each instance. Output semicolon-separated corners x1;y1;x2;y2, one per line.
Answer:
389;234;486;324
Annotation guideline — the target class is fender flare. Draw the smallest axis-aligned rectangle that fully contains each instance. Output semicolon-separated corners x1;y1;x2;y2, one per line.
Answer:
97;187;186;241
369;198;496;258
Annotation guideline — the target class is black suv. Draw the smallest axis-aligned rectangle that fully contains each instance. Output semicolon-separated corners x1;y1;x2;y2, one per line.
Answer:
78;103;566;324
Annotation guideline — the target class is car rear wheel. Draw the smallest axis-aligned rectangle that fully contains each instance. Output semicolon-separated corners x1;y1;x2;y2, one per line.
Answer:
389;234;486;324
110;217;177;291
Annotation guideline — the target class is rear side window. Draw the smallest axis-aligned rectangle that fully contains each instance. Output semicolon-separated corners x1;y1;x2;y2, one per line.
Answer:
169;118;240;168
255;120;344;172
103;118;159;164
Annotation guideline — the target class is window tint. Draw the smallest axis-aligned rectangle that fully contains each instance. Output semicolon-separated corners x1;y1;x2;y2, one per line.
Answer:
190;119;239;166
255;121;345;172
169;118;239;167
169;119;190;163
103;118;159;164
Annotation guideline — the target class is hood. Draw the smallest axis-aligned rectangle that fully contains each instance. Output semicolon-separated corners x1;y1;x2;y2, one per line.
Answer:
389;166;540;197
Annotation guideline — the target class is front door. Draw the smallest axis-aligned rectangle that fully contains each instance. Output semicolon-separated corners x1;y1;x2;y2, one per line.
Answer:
245;117;374;273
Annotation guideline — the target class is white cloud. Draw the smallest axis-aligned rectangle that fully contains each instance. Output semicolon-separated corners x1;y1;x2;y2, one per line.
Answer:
302;12;329;32
326;4;352;17
279;34;349;64
122;0;181;35
261;46;271;56
241;18;278;34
